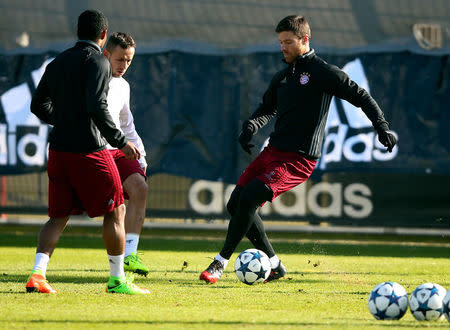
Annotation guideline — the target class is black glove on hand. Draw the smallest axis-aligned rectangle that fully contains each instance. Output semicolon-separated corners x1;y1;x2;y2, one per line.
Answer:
238;128;254;155
377;128;397;152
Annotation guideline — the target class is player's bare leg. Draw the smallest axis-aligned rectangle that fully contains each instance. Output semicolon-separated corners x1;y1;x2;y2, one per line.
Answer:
104;203;149;294
103;204;126;256
37;216;70;256
123;173;147;236
123;173;149;276
26;216;69;293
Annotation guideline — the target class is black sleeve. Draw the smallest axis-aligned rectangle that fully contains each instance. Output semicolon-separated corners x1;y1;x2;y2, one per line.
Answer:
325;65;389;131
243;73;281;134
30;68;55;125
85;54;127;149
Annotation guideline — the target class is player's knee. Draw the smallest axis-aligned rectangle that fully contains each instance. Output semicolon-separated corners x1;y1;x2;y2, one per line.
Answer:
226;186;243;215
135;179;148;197
239;179;272;209
105;203;125;223
127;177;148;200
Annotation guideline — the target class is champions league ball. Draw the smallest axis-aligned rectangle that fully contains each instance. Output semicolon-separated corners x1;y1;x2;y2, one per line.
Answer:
409;283;446;321
234;249;271;285
368;282;408;320
443;290;450;321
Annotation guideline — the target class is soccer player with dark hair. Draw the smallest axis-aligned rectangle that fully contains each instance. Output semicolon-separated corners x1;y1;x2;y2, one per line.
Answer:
27;10;149;294
103;32;150;276
200;15;397;284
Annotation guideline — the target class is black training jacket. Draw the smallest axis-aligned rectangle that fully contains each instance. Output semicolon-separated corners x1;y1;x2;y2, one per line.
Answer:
31;41;126;153
243;49;389;159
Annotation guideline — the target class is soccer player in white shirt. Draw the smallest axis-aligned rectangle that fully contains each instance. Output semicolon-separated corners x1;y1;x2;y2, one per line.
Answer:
103;32;149;276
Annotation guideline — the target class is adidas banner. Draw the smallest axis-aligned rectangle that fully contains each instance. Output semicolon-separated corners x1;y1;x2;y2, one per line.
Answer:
0;51;449;179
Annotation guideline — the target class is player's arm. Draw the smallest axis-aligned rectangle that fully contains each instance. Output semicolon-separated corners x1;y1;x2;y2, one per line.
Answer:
119;84;147;169
239;74;280;154
243;75;280;134
85;54;127;149
326;66;397;152
30;68;55;125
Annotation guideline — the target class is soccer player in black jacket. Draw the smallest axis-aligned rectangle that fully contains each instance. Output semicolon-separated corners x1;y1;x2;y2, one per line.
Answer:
200;15;397;284
26;10;149;294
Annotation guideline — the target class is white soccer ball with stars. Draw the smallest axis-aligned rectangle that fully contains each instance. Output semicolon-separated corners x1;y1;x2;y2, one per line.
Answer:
409;283;446;321
234;249;271;285
368;281;408;320
440;289;450;321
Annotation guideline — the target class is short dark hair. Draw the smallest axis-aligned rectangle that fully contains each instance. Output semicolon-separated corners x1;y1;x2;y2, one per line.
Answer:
275;15;311;39
105;32;136;52
77;10;108;41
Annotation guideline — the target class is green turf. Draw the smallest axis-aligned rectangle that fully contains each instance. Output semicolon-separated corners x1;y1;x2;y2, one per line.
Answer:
0;225;449;329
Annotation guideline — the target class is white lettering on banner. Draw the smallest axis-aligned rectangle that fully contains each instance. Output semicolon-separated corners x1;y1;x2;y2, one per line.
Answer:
223;184;235;208
0;58;53;168
343;183;372;218
188;180;223;214
319;58;398;170
271;184;306;216
343;132;374;162
17;125;48;166
320;124;348;165
188;180;373;219
307;182;342;217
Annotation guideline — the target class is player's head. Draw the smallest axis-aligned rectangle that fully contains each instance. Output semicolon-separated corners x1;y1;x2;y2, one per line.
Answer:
275;15;311;63
104;32;136;78
77;10;108;47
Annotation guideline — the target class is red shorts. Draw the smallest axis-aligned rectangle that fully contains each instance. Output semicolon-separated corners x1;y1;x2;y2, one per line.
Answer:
109;149;146;199
237;145;317;201
47;149;124;218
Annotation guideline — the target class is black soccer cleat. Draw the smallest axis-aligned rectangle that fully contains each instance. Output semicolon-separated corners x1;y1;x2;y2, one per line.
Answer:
200;259;224;284
265;261;287;282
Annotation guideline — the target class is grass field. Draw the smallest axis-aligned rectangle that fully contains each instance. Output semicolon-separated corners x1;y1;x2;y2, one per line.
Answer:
0;224;449;329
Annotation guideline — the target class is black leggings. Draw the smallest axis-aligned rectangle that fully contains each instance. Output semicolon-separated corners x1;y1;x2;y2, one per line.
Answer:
219;179;276;259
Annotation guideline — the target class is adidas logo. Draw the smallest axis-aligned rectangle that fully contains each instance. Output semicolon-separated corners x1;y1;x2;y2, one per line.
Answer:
318;58;398;170
0;58;54;167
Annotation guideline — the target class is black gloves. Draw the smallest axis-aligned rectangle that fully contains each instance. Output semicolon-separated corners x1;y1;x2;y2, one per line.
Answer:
377;127;397;152
238;128;254;155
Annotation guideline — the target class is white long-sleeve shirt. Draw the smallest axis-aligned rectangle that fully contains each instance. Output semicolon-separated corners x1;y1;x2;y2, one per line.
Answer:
106;77;147;168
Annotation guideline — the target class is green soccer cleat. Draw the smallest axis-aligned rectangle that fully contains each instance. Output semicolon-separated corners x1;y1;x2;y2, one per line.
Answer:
124;253;149;276
106;274;150;295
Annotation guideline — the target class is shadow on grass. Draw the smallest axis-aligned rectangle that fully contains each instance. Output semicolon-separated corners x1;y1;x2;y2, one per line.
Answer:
0;272;333;285
0;274;105;285
1;232;449;259
4;319;444;328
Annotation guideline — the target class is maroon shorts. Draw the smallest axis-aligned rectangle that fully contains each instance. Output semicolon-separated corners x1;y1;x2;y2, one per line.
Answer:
109;149;146;199
47;149;124;218
237;145;317;201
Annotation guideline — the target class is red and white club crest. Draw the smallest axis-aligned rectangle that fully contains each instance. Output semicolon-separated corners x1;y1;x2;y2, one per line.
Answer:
299;72;310;85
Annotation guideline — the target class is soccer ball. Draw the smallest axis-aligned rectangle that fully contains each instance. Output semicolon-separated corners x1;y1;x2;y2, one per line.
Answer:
409;283;446;321
442;289;450;321
234;249;271;285
368;281;408;320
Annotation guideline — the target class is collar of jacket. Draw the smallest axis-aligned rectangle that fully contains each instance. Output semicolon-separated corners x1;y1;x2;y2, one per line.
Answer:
76;39;102;53
282;48;315;66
